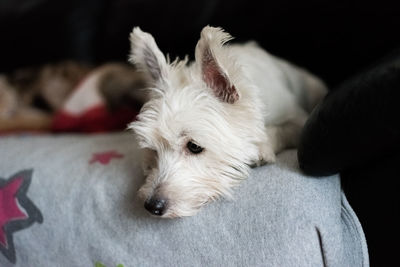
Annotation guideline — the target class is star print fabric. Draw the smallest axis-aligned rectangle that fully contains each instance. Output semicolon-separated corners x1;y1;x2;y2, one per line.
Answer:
0;170;43;263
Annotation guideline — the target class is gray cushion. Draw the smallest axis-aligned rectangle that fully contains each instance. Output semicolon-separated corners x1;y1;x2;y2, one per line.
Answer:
0;133;368;267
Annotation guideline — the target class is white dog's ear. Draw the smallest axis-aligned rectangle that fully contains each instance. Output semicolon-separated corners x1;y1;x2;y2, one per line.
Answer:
129;27;168;85
195;26;239;104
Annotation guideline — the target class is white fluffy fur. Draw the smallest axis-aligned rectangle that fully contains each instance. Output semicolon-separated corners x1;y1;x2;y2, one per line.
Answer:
128;26;327;218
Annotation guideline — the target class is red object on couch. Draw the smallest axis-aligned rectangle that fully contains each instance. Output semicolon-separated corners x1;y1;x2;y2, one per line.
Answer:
52;105;138;133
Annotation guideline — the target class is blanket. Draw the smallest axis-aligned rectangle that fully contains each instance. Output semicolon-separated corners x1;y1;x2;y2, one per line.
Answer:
0;133;368;266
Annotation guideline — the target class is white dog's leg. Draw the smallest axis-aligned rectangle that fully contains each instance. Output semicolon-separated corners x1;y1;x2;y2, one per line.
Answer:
267;121;304;152
255;112;307;167
254;139;277;166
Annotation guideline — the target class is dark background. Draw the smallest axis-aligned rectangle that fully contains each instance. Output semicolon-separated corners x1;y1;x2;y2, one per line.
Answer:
1;0;399;265
1;0;399;88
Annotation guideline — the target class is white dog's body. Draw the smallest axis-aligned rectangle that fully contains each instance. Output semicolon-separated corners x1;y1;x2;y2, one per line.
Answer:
129;26;327;218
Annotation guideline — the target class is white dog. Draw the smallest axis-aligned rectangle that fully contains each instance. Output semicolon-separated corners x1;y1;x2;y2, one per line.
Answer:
128;26;327;218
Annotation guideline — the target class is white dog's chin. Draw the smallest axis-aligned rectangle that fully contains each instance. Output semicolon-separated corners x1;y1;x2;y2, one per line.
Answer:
128;25;327;218
158;204;203;219
140;198;205;219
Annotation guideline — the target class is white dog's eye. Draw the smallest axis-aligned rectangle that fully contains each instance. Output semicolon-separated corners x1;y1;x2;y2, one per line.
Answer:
187;141;204;154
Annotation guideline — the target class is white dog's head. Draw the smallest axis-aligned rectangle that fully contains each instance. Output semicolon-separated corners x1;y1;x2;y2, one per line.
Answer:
128;26;265;218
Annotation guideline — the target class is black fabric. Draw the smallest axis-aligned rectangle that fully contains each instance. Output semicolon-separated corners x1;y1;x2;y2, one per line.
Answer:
341;155;400;267
1;0;400;87
298;51;400;176
298;52;400;265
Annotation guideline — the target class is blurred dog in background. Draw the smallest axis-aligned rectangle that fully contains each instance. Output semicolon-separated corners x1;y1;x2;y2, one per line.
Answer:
0;61;147;132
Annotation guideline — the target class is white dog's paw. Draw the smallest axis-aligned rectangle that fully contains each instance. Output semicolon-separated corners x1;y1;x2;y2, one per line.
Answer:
250;143;276;167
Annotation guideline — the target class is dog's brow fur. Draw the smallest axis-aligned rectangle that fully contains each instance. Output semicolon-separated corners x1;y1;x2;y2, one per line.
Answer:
155;130;171;150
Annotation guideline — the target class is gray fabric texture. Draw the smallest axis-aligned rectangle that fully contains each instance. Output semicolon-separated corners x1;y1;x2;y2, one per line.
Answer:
0;133;368;267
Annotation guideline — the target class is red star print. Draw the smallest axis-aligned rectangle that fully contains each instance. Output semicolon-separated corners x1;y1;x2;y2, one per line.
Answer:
89;150;124;165
0;177;27;248
0;170;43;264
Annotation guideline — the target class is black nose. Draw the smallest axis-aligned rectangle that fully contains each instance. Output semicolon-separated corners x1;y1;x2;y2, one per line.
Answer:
144;198;167;216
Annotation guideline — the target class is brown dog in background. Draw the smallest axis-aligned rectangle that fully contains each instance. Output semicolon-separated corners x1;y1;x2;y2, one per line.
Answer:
0;61;147;132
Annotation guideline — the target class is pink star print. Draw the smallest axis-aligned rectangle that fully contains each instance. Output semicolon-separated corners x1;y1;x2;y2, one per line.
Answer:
0;177;27;248
89;150;124;165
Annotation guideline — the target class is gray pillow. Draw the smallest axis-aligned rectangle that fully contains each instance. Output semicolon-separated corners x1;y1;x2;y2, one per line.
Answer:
0;133;368;267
